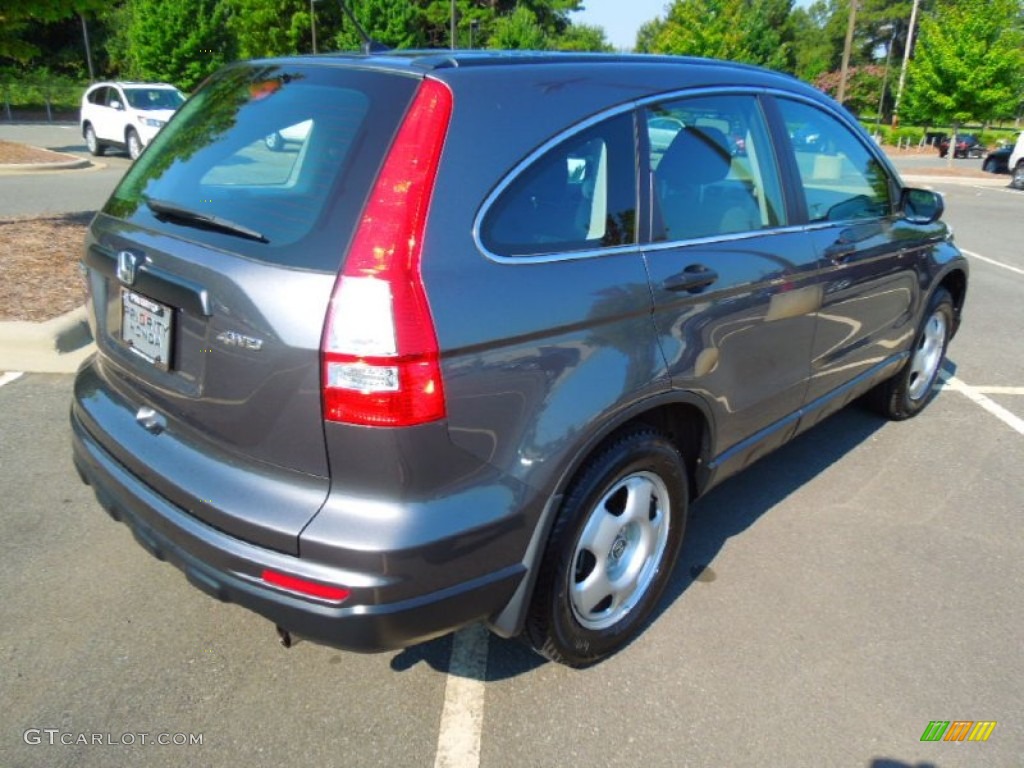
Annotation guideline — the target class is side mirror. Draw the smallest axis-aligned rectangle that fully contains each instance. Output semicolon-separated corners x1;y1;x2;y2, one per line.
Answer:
110;100;123;111
901;188;944;224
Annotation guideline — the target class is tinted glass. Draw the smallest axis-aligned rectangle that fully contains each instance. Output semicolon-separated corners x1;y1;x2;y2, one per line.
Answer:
104;64;417;269
776;98;892;222
482;112;636;257
124;88;185;110
647;93;784;242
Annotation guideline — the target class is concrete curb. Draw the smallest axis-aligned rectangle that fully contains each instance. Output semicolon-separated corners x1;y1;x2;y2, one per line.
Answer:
0;305;95;374
0;152;92;174
901;174;1013;188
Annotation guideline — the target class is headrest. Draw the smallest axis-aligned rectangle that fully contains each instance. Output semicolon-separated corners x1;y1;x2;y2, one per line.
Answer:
658;126;732;186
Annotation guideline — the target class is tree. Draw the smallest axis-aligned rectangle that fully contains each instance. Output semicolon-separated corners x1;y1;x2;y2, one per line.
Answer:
117;0;235;90
488;6;548;50
553;23;614;52
635;18;665;53
647;0;795;71
815;64;885;114
904;0;1024;130
226;0;311;59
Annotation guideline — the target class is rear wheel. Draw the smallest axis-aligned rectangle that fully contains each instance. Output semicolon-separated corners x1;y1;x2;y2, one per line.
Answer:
1012;161;1024;190
126;128;143;160
84;124;104;156
525;428;687;667
869;288;953;420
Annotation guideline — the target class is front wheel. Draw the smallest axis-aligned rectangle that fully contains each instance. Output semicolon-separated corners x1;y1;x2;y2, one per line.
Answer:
524;428;687;667
869;288;953;420
126;128;143;160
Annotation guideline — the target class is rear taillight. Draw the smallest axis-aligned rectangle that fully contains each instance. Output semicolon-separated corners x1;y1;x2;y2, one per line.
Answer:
322;78;452;427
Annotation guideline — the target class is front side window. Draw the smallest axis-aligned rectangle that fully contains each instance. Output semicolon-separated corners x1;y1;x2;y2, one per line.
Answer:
776;98;892;223
647;93;784;242
481;112;636;257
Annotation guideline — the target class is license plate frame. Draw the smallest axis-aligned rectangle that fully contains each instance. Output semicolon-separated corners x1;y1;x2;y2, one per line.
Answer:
120;289;174;370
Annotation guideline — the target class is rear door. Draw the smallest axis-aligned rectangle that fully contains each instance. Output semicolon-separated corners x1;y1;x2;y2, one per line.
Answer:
641;93;822;479
80;63;418;552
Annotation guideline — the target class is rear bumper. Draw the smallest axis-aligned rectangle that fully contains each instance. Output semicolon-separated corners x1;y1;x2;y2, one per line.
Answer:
71;406;525;653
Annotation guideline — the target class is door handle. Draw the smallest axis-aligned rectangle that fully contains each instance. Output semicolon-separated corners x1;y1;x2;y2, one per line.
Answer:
664;264;719;293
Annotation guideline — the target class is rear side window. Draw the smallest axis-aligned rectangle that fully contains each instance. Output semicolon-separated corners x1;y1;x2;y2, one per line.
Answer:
647;93;784;242
481;112;636;257
86;87;107;105
776;98;892;222
104;64;418;270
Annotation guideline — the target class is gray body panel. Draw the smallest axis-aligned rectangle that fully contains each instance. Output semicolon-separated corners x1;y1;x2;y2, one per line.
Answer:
71;52;969;652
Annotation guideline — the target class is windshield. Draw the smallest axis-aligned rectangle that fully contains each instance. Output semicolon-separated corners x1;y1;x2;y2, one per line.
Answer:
124;88;186;110
104;63;418;269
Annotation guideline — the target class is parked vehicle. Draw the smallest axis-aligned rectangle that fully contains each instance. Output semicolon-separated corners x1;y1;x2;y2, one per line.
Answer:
71;51;968;667
982;145;1012;174
1009;131;1024;190
937;133;984;159
80;82;185;160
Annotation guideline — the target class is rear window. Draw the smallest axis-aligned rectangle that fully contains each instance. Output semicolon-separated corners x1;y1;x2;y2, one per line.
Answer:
105;63;418;269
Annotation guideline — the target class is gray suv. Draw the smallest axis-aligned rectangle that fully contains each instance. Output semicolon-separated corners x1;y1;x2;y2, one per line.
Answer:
72;52;968;667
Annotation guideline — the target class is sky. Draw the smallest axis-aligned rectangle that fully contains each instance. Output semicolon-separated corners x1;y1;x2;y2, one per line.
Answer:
571;0;813;52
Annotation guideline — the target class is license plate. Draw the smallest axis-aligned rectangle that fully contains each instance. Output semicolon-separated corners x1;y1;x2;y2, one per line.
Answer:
121;289;173;369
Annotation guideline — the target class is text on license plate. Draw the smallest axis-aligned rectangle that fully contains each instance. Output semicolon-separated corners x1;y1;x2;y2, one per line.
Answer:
121;289;173;369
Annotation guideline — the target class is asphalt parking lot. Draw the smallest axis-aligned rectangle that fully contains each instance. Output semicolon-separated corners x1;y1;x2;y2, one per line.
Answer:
1;127;1022;767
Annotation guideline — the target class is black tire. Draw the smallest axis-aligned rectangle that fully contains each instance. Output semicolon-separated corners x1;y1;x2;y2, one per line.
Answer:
126;128;142;160
84;124;105;157
869;288;953;420
1012;161;1024;191
982;158;995;173
524;427;687;667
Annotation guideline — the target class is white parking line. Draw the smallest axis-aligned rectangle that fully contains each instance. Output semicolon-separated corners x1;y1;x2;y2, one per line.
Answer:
970;386;1024;396
962;249;1024;277
434;624;489;768
940;373;1024;436
0;372;24;388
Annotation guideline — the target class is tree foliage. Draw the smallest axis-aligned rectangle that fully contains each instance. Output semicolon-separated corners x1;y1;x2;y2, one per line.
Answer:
646;0;795;71
904;0;1024;126
120;0;235;90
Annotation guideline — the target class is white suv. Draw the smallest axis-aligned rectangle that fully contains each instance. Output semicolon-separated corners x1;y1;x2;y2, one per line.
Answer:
80;82;185;160
1009;131;1024;190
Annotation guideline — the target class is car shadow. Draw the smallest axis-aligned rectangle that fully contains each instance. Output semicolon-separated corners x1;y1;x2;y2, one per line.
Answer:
392;363;962;678
657;403;889;618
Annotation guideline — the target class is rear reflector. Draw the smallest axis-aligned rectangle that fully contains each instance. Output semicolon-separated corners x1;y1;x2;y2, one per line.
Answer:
322;78;452;427
261;569;351;603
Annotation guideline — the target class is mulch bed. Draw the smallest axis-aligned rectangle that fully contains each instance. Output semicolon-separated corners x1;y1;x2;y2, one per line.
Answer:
0;213;92;321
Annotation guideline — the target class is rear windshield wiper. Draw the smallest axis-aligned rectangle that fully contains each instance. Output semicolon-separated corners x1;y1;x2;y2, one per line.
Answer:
144;196;269;244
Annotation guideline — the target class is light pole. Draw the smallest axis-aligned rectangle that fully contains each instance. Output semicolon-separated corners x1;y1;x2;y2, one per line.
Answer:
837;0;858;106
310;0;318;54
451;0;457;50
875;23;896;134
892;0;921;127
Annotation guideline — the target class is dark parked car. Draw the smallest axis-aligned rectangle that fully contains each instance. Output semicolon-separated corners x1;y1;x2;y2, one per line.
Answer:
938;133;984;159
982;145;1012;174
71;51;968;667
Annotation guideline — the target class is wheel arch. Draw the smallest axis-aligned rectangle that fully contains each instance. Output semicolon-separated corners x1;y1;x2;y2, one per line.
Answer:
488;391;714;639
937;267;967;337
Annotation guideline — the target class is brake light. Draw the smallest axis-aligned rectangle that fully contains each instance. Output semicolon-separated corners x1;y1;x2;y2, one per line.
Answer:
322;78;452;427
261;569;350;603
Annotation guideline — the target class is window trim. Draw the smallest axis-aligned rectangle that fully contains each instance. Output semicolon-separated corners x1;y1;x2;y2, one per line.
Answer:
473;101;642;264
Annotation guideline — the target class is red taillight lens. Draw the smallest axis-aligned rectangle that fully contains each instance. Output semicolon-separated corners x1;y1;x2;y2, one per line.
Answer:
322;78;452;427
261;569;351;603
